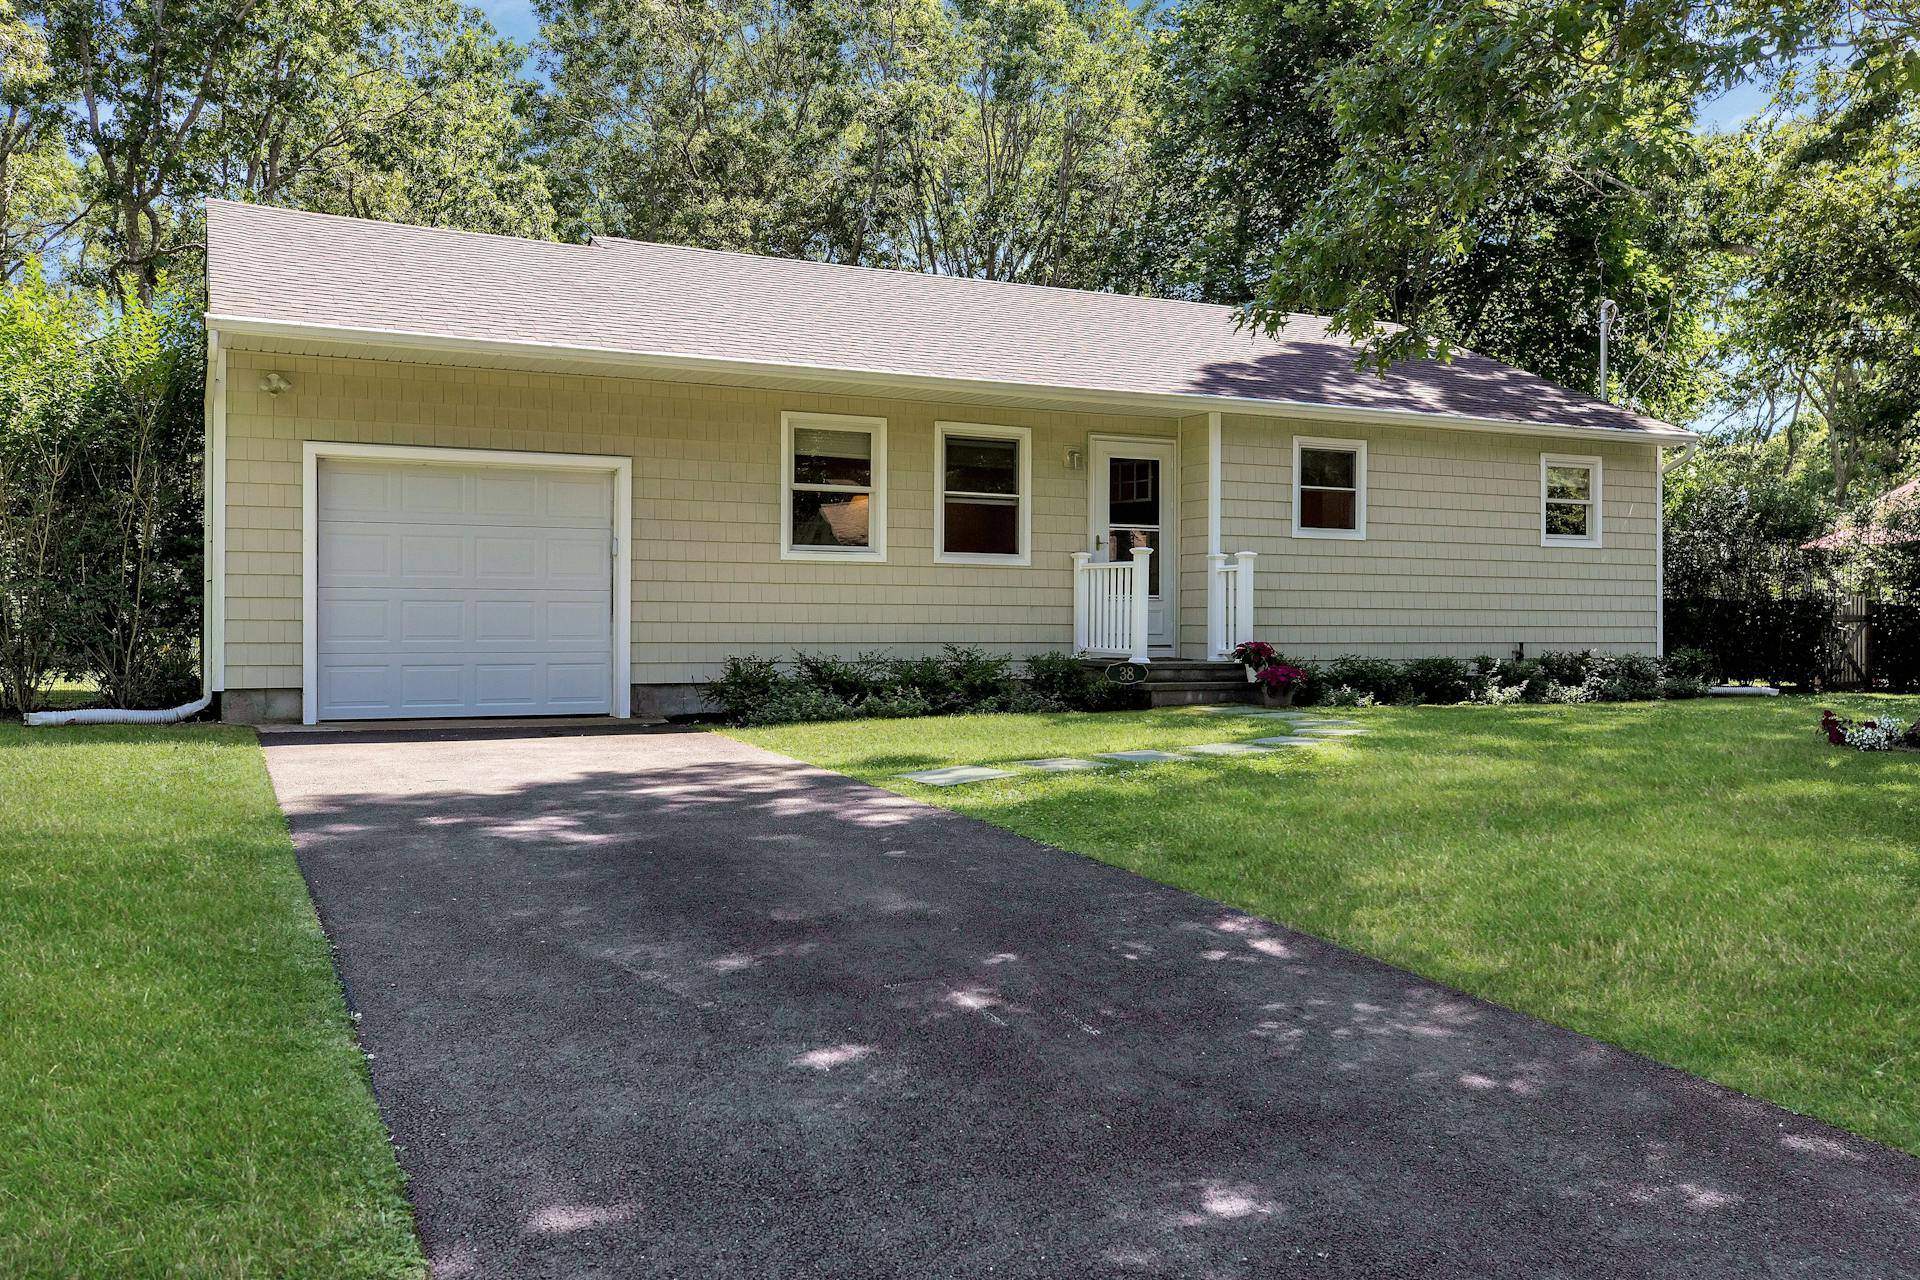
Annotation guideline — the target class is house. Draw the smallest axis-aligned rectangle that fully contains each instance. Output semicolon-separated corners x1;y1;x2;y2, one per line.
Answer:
201;200;1698;723
1802;478;1920;552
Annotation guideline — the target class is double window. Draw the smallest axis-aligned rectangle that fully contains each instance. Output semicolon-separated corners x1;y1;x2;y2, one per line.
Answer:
935;423;1031;563
1541;454;1602;547
781;413;887;561
1292;436;1367;539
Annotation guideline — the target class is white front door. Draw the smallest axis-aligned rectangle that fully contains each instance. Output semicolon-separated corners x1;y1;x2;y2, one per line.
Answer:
314;458;617;720
1088;437;1178;651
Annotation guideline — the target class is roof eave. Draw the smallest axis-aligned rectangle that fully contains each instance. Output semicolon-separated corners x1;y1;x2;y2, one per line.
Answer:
203;313;1700;445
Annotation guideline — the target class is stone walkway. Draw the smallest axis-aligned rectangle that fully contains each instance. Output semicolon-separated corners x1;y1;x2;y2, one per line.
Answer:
899;708;1368;787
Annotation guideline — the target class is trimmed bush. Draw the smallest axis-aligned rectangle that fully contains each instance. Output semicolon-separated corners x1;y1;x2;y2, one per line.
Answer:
1321;655;1406;704
1402;656;1474;704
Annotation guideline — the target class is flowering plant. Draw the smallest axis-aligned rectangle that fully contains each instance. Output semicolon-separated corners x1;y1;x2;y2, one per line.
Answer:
1254;662;1305;690
1232;640;1277;670
1821;708;1920;751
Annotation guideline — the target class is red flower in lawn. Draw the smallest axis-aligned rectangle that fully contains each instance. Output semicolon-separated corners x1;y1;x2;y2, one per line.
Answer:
1820;709;1848;745
1255;663;1305;689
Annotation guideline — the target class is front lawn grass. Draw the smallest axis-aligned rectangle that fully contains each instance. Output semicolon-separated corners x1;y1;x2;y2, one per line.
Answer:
0;725;424;1279
737;695;1920;1155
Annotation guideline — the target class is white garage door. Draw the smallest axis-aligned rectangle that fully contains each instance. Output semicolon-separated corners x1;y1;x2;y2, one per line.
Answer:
316;458;616;720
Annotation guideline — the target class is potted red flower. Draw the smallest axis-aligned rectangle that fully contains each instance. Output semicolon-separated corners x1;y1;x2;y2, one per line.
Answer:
1253;662;1305;707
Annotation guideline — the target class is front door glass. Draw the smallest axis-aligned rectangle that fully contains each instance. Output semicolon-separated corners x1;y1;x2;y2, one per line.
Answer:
1106;458;1162;595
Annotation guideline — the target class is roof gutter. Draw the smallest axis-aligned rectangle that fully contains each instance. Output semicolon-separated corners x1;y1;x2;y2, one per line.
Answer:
203;313;1700;446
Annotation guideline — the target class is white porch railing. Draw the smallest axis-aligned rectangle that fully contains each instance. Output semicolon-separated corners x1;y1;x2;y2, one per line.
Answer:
1072;547;1153;662
1207;551;1258;659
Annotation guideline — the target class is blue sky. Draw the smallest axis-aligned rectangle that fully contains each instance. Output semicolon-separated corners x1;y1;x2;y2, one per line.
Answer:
474;0;540;45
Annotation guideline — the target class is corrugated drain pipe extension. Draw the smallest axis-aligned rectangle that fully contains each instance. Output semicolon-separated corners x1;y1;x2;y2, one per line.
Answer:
24;692;213;727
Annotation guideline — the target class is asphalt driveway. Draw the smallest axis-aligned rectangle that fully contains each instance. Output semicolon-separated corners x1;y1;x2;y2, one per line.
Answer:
263;727;1920;1279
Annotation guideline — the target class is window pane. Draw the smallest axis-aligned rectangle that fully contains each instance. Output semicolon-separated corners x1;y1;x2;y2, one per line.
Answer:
1109;527;1161;594
1300;487;1357;531
945;436;1018;496
1300;447;1356;490
1108;458;1160;527
793;427;872;487
1546;465;1592;501
791;489;870;548
1545;501;1590;538
945;496;1019;555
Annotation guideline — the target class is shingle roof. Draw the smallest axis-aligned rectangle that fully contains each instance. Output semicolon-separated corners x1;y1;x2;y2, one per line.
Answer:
205;200;1688;439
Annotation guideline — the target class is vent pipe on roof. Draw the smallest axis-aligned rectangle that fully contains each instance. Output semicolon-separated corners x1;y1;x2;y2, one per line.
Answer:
1596;298;1619;401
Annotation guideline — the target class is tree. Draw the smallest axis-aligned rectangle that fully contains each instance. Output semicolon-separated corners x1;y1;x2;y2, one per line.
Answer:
14;0;552;294
536;0;1151;286
1122;0;1717;421
1702;79;1918;507
1238;2;1920;369
0;0;78;281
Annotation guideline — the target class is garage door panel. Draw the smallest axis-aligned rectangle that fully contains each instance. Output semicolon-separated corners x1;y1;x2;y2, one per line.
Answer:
316;457;616;720
474;600;538;643
400;600;466;644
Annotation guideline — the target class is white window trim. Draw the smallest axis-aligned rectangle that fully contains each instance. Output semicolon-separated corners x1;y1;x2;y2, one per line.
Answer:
933;421;1032;566
780;411;888;562
300;440;632;726
1541;453;1603;548
1291;435;1368;540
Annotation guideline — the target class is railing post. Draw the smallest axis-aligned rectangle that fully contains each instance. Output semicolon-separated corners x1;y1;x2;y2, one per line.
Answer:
1129;546;1153;663
1207;552;1229;659
1071;552;1091;653
1233;550;1257;649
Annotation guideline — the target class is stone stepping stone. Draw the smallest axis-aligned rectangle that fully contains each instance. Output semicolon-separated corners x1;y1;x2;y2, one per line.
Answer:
1288;718;1357;726
1250;736;1325;747
1012;757;1107;772
900;765;1019;787
1193;705;1265;715
1298;727;1367;737
1184;742;1277;756
1095;749;1190;764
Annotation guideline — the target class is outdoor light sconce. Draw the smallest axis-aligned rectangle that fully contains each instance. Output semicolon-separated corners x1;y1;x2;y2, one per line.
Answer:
259;371;293;396
1065;446;1084;471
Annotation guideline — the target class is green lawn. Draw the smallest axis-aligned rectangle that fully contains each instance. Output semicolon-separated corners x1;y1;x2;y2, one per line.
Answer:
737;695;1920;1155
0;725;424;1279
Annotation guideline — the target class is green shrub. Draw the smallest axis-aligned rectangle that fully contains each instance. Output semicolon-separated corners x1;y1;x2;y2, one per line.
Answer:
1586;652;1663;702
1661;647;1716;698
1537;649;1597;687
877;654;955;706
1322;654;1405;703
736;684;850;726
704;655;785;721
792;651;886;702
1402;656;1474;704
939;644;1017;710
1023;651;1091;710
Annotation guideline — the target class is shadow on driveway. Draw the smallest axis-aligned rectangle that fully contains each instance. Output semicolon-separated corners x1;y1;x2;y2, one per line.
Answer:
263;730;1920;1280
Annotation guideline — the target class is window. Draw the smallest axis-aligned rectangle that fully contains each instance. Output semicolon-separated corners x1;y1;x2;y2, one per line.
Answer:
781;413;886;561
1292;436;1367;539
1541;454;1602;547
935;423;1031;563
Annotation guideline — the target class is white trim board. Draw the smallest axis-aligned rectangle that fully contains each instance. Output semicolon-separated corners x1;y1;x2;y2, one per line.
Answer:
207;313;1700;447
299;440;633;725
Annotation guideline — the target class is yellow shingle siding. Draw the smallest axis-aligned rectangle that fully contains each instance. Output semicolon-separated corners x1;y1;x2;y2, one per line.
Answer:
218;350;1664;703
219;350;1176;692
1218;413;1661;658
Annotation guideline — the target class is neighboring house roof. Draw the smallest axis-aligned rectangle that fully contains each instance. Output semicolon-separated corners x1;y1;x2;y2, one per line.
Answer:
204;200;1693;442
1802;478;1920;551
